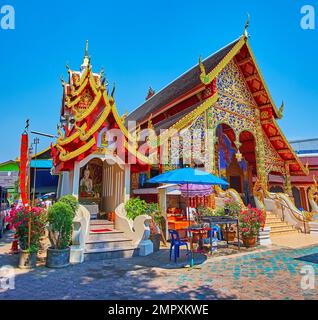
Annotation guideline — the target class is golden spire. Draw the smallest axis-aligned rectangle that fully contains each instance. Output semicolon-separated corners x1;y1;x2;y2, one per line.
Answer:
82;40;90;67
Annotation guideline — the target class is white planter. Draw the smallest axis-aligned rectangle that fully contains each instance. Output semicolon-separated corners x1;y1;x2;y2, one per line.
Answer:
258;227;272;246
309;221;318;235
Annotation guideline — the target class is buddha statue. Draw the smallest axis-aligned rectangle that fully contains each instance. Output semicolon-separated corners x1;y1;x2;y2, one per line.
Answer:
80;166;93;193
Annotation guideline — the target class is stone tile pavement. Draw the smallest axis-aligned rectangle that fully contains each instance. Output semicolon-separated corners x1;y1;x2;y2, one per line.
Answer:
1;231;318;300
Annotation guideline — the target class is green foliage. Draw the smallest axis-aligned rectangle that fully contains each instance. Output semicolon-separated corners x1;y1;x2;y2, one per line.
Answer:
125;197;147;220
58;195;79;217
47;202;74;249
196;206;214;217
145;202;163;234
214;207;226;216
224;199;241;217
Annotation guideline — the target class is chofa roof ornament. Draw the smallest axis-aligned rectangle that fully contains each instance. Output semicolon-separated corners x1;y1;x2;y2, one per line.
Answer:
244;13;250;39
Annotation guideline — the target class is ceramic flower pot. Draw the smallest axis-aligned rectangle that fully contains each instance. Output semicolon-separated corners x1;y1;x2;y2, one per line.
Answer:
222;230;236;242
242;236;257;247
150;233;161;252
18;250;37;269
46;247;70;268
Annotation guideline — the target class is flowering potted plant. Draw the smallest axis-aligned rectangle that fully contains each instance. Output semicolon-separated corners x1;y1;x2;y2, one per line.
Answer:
239;205;265;247
9;205;47;269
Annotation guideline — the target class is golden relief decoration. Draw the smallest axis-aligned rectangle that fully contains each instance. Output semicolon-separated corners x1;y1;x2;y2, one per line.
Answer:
76;88;94;113
217;60;256;106
71;73;81;86
262;132;285;174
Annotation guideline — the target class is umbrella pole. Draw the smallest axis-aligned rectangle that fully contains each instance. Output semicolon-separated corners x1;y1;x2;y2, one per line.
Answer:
186;183;194;267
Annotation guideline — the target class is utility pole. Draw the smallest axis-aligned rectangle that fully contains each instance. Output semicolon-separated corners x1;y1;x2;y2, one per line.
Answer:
32;137;40;206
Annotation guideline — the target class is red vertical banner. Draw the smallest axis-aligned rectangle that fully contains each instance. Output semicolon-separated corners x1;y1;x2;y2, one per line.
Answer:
20;133;29;206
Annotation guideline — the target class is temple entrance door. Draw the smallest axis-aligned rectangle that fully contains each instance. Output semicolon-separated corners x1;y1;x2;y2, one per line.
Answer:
226;155;244;197
102;160;125;214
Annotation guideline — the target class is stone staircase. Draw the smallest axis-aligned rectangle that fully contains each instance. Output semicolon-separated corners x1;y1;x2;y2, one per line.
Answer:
265;211;299;237
84;219;139;261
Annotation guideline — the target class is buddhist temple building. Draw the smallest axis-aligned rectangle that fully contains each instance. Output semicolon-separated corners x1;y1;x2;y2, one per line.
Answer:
51;30;317;225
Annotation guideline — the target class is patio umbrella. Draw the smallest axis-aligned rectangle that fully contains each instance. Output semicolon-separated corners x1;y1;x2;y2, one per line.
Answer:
148;167;228;266
179;184;214;208
147;167;229;186
179;184;214;197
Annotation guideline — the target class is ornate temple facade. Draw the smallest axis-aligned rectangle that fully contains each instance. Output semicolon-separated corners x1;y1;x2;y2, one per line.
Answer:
52;33;313;218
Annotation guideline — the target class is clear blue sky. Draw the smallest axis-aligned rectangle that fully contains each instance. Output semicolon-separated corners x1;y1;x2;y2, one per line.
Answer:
0;0;317;162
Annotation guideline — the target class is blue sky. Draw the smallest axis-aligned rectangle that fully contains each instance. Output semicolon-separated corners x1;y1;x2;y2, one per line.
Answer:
0;0;317;162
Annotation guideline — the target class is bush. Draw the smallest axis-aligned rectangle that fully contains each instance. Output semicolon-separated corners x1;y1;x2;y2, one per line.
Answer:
145;202;163;235
125;197;147;220
224;199;241;217
58;195;79;217
47;202;74;249
8;205;47;253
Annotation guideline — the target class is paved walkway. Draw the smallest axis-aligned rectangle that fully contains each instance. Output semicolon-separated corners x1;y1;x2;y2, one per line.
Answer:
1;231;318;300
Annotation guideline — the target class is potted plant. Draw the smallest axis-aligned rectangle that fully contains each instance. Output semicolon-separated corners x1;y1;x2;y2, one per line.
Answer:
239;205;264;247
125;197;148;220
9;205;47;269
146;202;163;252
219;199;241;241
58;194;79;217
46;202;74;268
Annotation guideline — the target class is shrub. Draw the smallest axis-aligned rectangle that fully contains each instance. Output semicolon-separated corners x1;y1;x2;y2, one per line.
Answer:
197;206;214;217
224;199;241;217
145;202;163;235
125;197;148;220
9;205;47;253
47;202;74;249
214;207;226;216
58;195;79;217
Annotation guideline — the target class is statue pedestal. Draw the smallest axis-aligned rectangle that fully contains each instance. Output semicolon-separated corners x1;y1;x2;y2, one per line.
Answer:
309;222;318;235
258;227;272;246
70;245;84;264
138;240;153;256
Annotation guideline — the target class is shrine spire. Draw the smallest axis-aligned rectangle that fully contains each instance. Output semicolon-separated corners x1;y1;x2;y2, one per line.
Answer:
81;40;90;70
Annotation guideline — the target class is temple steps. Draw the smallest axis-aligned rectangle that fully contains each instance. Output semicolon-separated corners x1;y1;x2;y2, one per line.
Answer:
265;212;299;237
86;238;133;250
84;219;138;261
84;247;139;261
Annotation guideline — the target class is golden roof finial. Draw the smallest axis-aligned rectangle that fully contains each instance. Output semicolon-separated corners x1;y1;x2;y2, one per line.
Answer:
199;56;208;84
121;110;128;123
313;175;317;186
278;100;284;119
305;161;309;175
109;82;116;105
66;63;71;73
244;13;250;38
99;67;104;79
60;75;66;87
